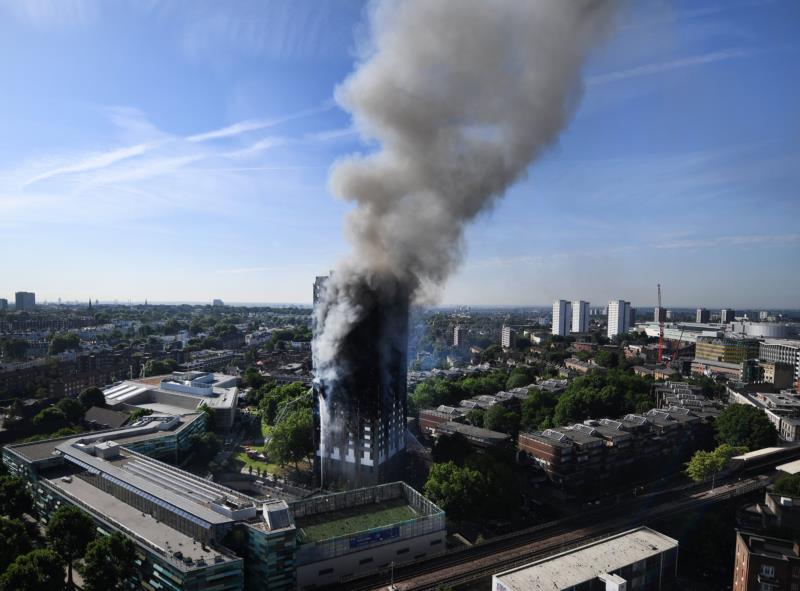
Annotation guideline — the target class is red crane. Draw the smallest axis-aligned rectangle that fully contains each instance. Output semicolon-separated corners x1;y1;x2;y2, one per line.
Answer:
657;283;664;364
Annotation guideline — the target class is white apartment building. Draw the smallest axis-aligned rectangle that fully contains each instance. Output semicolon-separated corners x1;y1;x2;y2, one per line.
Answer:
501;325;516;349
552;300;571;337
607;300;631;338
571;300;589;334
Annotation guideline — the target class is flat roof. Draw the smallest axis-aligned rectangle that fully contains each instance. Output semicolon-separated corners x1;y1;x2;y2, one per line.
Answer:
438;421;510;442
295;498;416;543
494;527;678;591
47;475;236;567
777;459;800;475
733;447;787;461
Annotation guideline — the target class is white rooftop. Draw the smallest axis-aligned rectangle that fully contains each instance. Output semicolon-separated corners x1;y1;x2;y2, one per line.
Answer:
493;527;677;591
777;459;800;475
732;447;786;461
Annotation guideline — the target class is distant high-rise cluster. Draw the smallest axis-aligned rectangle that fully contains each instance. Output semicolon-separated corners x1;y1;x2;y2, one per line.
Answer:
696;308;710;323
721;308;736;323
552;299;589;336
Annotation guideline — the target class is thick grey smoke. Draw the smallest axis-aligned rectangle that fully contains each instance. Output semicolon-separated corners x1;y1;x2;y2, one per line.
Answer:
317;0;618;352
315;0;620;366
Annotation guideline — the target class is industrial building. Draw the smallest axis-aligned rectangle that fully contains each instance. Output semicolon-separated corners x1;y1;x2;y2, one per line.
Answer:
492;527;678;591
103;371;239;431
760;340;800;391
2;415;445;591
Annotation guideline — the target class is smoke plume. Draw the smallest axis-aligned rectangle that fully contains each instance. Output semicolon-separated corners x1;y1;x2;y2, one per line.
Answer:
315;0;619;353
313;0;620;474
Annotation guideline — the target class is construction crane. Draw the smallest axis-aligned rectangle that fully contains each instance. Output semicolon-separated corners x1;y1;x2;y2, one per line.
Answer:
657;283;664;364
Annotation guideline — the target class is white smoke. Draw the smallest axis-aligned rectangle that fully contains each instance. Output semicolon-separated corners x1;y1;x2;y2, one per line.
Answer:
314;0;620;369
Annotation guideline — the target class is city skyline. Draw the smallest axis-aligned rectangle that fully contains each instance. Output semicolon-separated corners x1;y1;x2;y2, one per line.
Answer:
1;0;799;307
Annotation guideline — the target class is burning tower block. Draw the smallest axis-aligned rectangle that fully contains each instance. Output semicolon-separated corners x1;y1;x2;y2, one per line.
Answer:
313;275;408;489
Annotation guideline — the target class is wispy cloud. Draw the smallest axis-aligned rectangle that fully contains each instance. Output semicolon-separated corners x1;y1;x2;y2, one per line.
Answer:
0;0;96;28
652;233;800;250
22;141;159;188
588;49;755;85
18;100;337;189
187;101;333;143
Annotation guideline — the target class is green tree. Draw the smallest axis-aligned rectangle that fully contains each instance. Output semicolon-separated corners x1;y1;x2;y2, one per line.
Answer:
0;476;33;518
715;404;778;450
198;403;215;431
431;433;471;465
78;387;106;410
259;382;310;425
773;473;800;497
32;406;68;431
243;367;267;389
506;366;538;390
56;398;85;424
47;505;97;588
142;358;177;377
49;332;81;355
686;444;747;489
484;405;520;436
0;338;27;360
520;388;558;431
423;461;487;521
0;549;64;591
594;349;619;368
188;432;222;469
266;409;314;473
81;533;137;591
552;370;653;426
0;516;31;571
464;409;485;428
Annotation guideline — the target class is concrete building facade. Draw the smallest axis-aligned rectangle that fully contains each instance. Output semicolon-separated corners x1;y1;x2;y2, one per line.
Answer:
552;300;572;337
607;300;631;339
572;300;589;334
14;291;35;311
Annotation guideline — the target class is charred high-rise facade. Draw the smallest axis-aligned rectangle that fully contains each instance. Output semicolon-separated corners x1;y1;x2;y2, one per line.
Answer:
312;275;408;489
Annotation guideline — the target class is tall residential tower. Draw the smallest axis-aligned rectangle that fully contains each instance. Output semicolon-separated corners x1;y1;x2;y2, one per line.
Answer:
571;300;589;333
552;300;572;336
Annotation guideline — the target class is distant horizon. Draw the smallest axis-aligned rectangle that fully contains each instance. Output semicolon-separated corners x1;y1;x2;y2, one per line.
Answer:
12;299;800;313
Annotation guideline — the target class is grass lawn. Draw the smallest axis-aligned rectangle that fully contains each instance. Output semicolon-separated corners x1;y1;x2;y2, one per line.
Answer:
231;448;313;480
296;498;418;543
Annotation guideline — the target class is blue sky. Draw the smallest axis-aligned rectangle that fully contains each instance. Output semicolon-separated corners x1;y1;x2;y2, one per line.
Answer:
0;0;798;308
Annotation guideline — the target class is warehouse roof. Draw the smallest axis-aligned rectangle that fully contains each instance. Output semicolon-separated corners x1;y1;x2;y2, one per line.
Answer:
494;527;677;591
